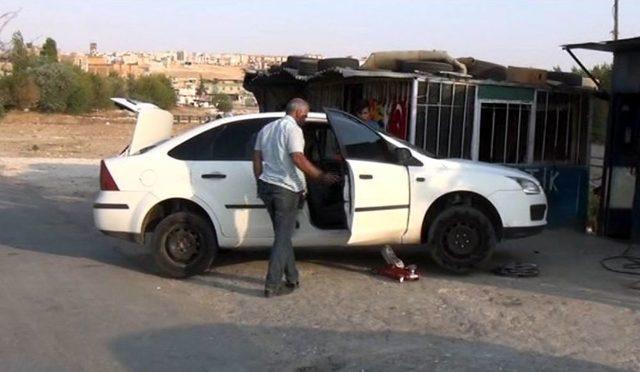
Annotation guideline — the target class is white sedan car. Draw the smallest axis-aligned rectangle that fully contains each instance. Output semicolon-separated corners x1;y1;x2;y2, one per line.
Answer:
94;98;547;277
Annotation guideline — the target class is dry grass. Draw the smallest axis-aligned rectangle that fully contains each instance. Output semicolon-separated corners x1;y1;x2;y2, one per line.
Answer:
0;110;198;158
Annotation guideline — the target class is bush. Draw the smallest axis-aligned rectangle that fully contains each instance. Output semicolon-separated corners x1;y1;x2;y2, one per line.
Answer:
14;74;40;109
1;31;176;114
213;93;233;113
66;72;94;114
32;63;77;112
129;74;176;109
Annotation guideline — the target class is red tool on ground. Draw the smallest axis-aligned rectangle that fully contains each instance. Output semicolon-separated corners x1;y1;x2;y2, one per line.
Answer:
373;246;420;282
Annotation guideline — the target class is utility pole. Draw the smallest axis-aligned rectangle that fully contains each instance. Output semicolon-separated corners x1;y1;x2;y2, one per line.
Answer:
612;0;619;40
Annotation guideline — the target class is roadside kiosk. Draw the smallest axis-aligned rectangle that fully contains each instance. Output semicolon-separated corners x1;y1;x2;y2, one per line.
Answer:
244;51;597;229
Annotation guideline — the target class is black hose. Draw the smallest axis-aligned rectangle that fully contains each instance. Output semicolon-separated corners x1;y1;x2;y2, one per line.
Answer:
600;244;640;276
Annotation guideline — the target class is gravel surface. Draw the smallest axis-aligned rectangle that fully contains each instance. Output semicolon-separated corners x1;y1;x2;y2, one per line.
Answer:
0;156;639;371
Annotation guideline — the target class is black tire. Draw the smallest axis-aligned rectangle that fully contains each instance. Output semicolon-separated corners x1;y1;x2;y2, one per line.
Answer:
298;60;318;75
318;57;359;71
427;206;496;273
151;212;217;278
457;57;507;81
284;56;317;69
547;71;582;86
398;60;453;74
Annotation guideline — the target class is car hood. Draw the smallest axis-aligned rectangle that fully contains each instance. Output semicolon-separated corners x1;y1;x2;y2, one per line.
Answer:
439;158;538;182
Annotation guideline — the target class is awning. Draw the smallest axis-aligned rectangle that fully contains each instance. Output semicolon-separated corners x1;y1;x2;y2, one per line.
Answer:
563;36;640;53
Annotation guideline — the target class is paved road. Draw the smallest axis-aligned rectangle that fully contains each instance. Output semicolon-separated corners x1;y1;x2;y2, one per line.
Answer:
0;171;638;371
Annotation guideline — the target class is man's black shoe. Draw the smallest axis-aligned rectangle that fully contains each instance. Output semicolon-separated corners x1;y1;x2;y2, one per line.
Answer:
264;285;294;298
285;281;299;289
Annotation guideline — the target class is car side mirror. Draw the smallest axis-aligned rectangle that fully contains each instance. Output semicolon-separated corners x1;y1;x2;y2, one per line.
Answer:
394;147;422;166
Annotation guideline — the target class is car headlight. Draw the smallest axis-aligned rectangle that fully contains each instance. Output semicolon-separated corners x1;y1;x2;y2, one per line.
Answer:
508;177;541;194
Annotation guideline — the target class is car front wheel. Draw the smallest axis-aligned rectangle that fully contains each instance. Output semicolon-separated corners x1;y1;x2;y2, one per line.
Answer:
427;206;496;273
151;212;217;278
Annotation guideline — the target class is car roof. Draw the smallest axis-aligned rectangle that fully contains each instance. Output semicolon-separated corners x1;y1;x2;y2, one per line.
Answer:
156;111;328;153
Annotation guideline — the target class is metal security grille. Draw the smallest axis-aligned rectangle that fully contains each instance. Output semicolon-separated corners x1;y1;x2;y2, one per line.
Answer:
478;103;531;164
533;91;589;164
415;82;476;158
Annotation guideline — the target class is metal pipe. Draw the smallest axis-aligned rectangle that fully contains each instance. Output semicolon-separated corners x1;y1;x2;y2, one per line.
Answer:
516;105;522;164
490;106;496;161
504;103;510;163
564;48;601;90
565;98;571;161
424;82;431;148
527;92;538;163
436;83;443;156
409;78;419;144
448;84;457;157
541;92;549;161
471;90;481;161
461;85;469;157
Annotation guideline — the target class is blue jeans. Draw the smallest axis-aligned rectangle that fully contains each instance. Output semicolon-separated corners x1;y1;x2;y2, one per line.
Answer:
258;180;300;290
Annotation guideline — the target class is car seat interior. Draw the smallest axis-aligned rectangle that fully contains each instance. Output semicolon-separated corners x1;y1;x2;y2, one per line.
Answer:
303;123;349;230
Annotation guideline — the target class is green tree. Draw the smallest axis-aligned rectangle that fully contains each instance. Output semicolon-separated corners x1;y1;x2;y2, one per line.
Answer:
196;75;207;96
66;71;93;113
9;31;35;72
13;73;39;109
213;93;233;113
39;37;58;63
129;74;176;109
106;72;127;97
32;63;77;112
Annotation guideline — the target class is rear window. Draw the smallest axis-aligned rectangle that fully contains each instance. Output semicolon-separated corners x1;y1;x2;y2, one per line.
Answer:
168;118;272;161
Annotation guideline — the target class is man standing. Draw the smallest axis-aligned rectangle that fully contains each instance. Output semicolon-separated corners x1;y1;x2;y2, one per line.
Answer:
253;98;338;298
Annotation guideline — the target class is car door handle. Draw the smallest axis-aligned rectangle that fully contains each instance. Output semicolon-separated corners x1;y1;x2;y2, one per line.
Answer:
416;177;426;182
201;173;227;179
359;174;373;180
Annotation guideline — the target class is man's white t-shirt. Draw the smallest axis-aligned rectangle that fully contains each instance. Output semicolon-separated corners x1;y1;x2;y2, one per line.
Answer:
254;115;306;193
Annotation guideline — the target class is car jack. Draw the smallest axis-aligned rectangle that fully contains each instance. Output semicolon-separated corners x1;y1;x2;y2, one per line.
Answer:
373;246;419;282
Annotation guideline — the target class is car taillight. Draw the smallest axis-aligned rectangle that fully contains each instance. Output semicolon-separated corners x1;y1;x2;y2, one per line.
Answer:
100;160;119;191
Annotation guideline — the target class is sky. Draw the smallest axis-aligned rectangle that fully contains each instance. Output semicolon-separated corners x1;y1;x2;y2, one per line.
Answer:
3;0;640;70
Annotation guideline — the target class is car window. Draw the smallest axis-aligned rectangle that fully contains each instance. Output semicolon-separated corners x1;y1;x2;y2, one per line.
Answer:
326;110;394;163
168;118;272;161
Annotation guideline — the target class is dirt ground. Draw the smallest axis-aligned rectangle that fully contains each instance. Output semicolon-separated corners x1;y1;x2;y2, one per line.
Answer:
0;111;201;159
1;112;639;370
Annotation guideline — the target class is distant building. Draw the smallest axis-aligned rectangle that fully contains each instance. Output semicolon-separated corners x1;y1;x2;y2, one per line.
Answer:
177;50;185;62
89;42;98;56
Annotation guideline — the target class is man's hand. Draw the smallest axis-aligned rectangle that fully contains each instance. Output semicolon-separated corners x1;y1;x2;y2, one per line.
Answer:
320;172;341;185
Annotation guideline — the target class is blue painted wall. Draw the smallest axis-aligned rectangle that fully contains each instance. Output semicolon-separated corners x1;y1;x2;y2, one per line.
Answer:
514;165;589;228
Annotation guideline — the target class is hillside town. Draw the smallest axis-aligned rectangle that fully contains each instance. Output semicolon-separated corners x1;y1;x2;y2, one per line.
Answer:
1;40;325;109
68;44;323;109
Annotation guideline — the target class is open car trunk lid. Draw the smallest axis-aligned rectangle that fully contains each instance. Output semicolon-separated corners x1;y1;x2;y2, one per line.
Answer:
111;98;173;155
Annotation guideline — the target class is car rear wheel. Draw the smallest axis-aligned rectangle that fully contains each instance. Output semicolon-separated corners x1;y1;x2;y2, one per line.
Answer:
151;212;217;278
427;206;496;273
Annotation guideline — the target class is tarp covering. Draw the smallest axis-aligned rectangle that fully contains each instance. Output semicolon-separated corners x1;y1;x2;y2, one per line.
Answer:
361;50;467;74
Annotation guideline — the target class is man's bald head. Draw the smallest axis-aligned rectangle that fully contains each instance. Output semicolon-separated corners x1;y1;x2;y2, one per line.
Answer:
285;98;310;126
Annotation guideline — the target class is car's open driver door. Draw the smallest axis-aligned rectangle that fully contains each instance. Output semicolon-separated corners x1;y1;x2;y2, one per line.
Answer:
325;109;410;245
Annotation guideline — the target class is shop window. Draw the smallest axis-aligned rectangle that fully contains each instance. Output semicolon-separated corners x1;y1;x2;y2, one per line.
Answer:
478;103;530;164
533;92;587;164
415;82;476;159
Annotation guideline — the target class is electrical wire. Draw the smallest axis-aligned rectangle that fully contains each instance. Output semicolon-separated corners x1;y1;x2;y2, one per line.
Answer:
600;243;640;290
601;243;640;275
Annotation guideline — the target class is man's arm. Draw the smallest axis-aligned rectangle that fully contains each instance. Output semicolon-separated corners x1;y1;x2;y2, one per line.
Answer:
252;150;263;181
291;152;340;184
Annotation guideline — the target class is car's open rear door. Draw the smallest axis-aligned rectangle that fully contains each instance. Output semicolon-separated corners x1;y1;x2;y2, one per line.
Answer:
325;109;410;245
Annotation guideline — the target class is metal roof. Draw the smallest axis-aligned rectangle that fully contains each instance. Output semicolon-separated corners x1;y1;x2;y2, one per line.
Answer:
563;36;640;53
